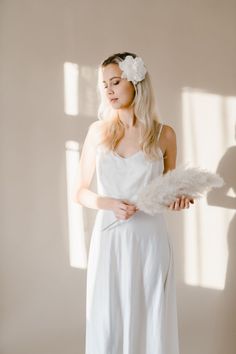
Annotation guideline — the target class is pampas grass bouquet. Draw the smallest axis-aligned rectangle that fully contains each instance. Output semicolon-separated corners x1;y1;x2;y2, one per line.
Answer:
102;163;224;232
136;163;224;214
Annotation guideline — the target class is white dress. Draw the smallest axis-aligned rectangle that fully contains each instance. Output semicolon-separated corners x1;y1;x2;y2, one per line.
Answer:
85;124;180;354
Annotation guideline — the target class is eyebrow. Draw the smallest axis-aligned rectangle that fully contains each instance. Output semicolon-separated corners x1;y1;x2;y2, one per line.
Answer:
102;76;121;83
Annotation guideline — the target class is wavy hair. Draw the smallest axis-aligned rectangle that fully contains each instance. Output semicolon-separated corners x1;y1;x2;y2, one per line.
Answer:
96;51;163;161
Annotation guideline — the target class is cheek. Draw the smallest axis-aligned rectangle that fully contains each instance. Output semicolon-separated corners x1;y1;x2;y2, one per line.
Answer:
126;88;135;103
119;84;135;101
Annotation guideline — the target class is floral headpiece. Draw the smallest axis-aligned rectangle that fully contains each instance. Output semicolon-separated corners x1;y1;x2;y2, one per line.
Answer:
118;55;147;85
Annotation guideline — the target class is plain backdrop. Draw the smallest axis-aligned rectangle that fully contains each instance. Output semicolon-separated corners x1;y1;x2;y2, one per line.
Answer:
1;1;236;354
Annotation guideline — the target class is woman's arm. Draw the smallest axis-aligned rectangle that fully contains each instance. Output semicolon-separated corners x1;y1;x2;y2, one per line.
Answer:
162;124;194;210
162;125;177;174
72;121;115;210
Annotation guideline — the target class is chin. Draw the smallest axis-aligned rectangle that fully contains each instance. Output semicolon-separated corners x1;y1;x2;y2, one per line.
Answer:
111;102;121;109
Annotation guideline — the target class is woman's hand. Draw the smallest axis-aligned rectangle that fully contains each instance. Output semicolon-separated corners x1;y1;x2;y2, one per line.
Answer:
168;196;194;211
111;199;139;220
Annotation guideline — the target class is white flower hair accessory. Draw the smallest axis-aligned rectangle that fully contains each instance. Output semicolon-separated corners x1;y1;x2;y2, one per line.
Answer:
118;55;147;85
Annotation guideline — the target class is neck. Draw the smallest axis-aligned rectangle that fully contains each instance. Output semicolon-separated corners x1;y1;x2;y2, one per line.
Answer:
117;108;137;129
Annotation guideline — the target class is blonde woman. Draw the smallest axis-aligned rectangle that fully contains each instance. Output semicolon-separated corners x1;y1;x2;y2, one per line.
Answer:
73;52;194;354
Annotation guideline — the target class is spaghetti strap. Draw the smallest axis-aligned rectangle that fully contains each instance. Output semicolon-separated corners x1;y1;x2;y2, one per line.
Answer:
157;123;163;141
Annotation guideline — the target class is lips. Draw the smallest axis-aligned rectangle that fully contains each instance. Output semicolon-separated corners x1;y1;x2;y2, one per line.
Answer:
110;98;118;102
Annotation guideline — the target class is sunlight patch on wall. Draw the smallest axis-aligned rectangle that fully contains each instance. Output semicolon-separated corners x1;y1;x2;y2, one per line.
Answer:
63;62;99;117
79;65;99;117
182;88;236;290
64;62;79;116
65;140;87;269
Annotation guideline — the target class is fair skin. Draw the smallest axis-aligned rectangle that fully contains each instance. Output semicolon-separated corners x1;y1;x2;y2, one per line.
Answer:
72;63;194;219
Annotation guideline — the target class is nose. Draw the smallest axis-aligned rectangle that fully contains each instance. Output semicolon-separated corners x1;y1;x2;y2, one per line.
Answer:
107;85;114;95
103;81;115;92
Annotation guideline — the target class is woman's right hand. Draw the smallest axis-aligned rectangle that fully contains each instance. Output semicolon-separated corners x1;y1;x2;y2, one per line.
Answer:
111;198;139;220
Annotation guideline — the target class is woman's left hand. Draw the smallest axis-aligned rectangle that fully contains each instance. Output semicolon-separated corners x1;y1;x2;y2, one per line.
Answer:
168;196;194;211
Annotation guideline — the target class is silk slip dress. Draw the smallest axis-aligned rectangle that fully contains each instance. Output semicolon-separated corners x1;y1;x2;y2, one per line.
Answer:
85;124;180;354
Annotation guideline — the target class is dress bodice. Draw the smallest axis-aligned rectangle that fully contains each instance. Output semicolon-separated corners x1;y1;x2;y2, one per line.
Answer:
95;146;164;204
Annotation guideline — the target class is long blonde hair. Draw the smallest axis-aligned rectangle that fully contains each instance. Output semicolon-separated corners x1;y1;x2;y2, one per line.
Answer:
96;52;163;161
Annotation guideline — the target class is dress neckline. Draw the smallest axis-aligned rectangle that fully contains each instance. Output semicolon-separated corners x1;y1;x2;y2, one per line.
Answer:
112;147;163;160
112;150;142;159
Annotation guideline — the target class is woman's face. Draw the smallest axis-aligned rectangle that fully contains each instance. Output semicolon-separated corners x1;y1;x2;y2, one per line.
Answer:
101;63;135;109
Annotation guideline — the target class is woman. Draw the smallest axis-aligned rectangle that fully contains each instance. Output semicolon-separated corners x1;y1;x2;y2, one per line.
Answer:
73;52;194;354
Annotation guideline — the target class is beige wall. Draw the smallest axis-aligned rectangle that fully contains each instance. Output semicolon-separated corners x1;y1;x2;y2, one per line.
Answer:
1;0;235;353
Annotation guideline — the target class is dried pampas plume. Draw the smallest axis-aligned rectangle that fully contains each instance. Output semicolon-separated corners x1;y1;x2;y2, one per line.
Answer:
101;163;225;231
136;163;224;215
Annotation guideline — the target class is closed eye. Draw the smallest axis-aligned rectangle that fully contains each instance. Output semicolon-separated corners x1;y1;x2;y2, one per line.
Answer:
103;80;120;89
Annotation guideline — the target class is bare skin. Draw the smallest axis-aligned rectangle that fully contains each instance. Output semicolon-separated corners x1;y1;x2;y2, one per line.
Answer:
72;63;194;219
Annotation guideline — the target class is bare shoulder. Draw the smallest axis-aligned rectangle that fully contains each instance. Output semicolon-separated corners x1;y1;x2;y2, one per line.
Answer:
89;119;104;129
88;120;104;134
160;124;177;171
159;123;176;151
162;124;176;141
87;120;105;146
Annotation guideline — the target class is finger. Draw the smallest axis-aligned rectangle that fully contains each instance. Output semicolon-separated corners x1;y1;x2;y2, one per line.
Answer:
118;211;126;219
126;210;136;219
180;196;185;209
122;200;131;205
127;210;135;216
122;200;136;207
120;203;131;211
127;205;137;211
174;199;180;210
122;208;135;217
121;203;135;211
185;198;190;208
124;212;131;219
185;200;190;208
